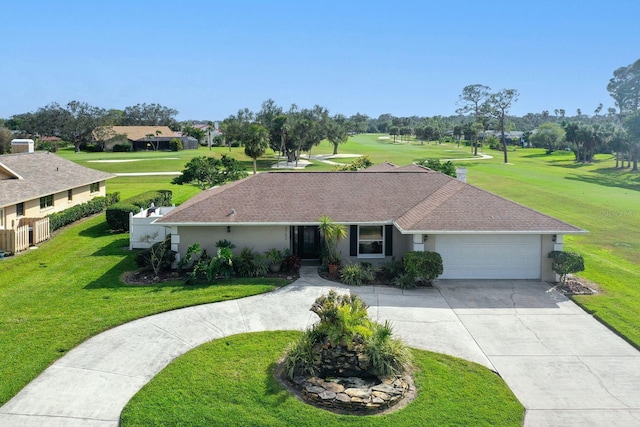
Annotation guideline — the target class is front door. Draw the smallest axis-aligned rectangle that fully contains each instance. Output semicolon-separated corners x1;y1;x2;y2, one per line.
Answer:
292;226;321;259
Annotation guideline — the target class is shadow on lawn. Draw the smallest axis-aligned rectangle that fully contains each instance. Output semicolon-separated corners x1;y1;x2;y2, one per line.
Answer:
563;170;640;193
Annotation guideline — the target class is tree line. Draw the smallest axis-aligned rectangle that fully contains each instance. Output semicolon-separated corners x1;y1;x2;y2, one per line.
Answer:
1;102;179;153
2;58;639;170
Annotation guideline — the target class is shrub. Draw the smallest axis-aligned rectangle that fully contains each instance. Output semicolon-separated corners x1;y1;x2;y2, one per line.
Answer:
47;192;120;232
169;138;183;151
340;263;378;286
282;253;301;273
186;250;211;285
209;247;235;280
365;321;413;377
178;242;202;272
112;143;132;152
393;272;417;289
416;159;456;177
105;203;139;231
381;258;404;280
403;251;443;283
311;290;371;346
548;251;585;284
84;144;103;152
234;247;268;277
333;155;373;171
124;190;172;209
283;327;321;379
340;263;366;286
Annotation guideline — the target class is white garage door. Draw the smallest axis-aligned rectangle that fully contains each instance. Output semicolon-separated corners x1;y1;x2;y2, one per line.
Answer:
435;234;541;279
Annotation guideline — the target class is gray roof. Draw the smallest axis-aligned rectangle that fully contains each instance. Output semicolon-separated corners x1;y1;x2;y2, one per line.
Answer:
157;168;585;235
0;152;114;208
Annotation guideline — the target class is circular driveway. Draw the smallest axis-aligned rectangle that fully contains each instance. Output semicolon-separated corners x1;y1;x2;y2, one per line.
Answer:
1;267;639;426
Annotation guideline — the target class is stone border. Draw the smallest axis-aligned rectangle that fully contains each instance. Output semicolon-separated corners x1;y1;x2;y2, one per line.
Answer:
275;362;416;415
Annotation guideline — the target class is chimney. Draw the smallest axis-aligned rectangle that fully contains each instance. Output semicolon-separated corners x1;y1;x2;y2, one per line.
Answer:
455;168;467;183
11;139;35;154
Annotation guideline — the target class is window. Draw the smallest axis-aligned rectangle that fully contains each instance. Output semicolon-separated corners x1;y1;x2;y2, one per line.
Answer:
358;225;384;257
90;182;100;193
68;189;73;201
0;208;4;230
40;194;54;210
16;202;24;217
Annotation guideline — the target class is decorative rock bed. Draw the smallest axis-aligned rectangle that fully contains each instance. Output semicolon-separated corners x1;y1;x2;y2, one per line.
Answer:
291;374;410;413
280;291;415;414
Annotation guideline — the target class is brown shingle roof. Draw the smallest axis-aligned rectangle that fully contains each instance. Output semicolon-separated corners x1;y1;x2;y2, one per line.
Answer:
97;126;175;141
157;170;584;234
0;152;114;208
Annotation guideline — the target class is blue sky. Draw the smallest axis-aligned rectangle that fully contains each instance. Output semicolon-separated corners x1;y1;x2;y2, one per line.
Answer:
1;0;639;121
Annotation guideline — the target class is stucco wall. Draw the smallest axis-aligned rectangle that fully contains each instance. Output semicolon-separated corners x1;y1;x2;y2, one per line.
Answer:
175;225;290;260
541;234;560;282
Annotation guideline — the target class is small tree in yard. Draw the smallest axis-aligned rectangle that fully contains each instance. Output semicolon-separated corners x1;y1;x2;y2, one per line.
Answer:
548;251;585;284
135;235;176;278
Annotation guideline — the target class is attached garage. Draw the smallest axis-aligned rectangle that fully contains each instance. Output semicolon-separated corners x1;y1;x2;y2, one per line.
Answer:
435;234;542;279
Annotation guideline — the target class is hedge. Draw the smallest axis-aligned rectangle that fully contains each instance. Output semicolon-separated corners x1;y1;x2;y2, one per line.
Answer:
105;203;139;232
124;190;172;209
113;143;132;152
48;192;120;232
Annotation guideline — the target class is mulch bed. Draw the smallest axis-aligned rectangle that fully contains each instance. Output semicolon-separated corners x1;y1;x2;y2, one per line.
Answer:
550;277;599;296
121;269;299;286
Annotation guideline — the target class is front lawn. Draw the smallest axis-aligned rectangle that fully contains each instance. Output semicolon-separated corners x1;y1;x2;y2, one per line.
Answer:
120;331;524;427
0;215;287;406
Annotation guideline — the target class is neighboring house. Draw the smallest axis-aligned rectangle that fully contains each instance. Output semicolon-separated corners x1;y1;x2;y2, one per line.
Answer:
0;146;114;253
154;163;586;281
95;126;198;151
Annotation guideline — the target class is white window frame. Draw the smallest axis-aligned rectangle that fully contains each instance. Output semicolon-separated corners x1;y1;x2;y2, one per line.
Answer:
357;225;385;259
40;194;54;210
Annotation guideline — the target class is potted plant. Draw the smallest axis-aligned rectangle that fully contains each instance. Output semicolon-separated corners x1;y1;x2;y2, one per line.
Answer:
265;248;284;273
318;215;347;276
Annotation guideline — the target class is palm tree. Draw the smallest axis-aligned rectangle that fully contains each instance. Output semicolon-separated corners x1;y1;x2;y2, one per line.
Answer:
242;124;269;174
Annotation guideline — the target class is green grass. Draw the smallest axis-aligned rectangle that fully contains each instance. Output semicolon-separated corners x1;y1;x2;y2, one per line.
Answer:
0;215;287;406
107;176;202;203
120;331;524;427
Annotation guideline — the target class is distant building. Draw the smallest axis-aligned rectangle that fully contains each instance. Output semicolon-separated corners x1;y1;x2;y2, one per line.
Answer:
95;126;198;151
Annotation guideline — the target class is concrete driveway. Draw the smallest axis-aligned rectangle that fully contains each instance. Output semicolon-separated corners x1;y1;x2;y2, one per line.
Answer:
1;267;639;426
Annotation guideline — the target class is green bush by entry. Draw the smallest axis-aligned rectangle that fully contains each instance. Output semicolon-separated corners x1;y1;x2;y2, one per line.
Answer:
403;251;443;284
340;262;378;286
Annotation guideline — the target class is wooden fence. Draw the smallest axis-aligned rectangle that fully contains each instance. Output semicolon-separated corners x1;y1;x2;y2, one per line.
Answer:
0;225;29;254
0;217;50;254
20;217;51;244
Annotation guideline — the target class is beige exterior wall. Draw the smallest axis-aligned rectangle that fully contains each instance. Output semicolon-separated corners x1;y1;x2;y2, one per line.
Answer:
540;234;559;282
1;180;107;229
175;225;290;260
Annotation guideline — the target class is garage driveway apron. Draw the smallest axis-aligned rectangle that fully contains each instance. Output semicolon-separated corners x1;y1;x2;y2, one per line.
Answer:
1;267;639;426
